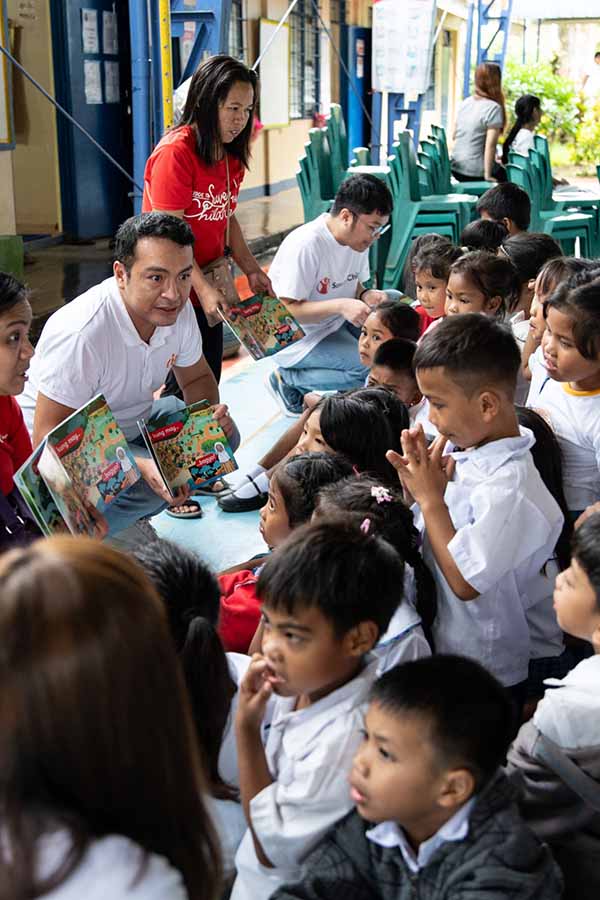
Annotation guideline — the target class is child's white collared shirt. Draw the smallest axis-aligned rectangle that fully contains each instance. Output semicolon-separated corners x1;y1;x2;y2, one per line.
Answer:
416;427;563;686
231;656;379;900
527;346;600;511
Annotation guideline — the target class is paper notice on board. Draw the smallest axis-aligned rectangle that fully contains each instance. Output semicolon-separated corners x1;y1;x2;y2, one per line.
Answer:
372;0;436;95
103;10;118;55
81;8;99;54
84;60;102;105
104;61;120;103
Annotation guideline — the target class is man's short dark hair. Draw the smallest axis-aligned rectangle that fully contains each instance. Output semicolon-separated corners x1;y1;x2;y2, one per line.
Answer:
414;313;521;396
371;656;513;790
373;338;416;375
413;243;463;281
115;212;195;273
257;520;402;639
476;183;531;231
331;174;393;218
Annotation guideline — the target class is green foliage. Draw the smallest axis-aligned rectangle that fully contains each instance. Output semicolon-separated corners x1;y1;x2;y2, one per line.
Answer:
502;59;580;143
572;101;600;165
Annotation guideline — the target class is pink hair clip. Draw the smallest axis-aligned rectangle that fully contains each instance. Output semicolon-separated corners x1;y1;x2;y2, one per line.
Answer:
360;517;371;535
371;485;392;504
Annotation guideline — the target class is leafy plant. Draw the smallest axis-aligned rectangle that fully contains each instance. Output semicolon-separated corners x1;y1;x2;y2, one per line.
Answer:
502;59;581;144
572;101;600;165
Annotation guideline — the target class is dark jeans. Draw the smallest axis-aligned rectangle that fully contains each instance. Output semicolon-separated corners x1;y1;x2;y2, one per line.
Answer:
451;161;507;183
164;304;224;398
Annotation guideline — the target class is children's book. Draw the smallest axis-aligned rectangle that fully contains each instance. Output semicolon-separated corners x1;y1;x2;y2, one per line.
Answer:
138;400;238;496
219;292;305;360
16;395;141;537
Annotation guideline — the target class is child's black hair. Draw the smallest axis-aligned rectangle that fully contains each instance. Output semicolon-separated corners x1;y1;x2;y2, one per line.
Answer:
272;452;354;528
544;278;600;361
372;338;416;374
536;256;599;297
371;655;513;791
516;407;572;571
371;300;420;342
414;313;521;396
317;386;409;485
413;243;463;282
402;233;453;298
331;173;393;217
449;250;520;313
499;232;561;287
572;512;600;610
476;183;531;231
316;475;437;648
0;272;29;314
131;539;237;801
501;93;541;164
257;519;402;639
460;218;508;252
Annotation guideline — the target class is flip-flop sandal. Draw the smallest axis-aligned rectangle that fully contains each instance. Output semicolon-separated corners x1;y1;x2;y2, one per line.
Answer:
166;500;203;519
193;478;231;496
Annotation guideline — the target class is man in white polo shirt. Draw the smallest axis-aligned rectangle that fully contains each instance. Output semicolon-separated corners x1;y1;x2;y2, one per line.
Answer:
266;174;393;416
19;212;239;541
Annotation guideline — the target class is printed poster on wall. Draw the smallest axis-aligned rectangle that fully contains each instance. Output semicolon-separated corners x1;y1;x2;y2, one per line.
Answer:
84;60;102;104
372;0;436;96
104;61;120;103
81;8;99;54
102;10;118;55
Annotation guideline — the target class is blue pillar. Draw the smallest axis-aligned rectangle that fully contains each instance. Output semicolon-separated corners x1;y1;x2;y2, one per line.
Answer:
129;0;151;213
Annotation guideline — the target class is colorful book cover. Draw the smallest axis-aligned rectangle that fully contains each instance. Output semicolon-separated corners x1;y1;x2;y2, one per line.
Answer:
219;292;305;360
36;394;140;536
14;443;66;536
138;401;238;496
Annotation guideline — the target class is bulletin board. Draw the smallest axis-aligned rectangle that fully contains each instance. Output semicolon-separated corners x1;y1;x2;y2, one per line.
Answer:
258;19;290;129
372;0;436;96
0;0;15;149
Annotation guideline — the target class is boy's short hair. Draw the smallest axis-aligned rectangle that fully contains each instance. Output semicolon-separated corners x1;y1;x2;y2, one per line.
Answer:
115;212;195;273
476;183;531;231
573;513;600;610
414;313;521;396
460;218;508;252
371;655;513;790
256;520;402;639
372;338;416;374
375;300;420;342
499;232;562;285
413;243;464;281
331;174;393;218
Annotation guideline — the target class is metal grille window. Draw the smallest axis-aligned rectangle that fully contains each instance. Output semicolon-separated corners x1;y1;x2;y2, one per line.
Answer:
289;0;321;119
228;0;246;61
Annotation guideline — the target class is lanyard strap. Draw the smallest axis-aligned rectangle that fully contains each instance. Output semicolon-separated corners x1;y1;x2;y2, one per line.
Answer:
224;154;232;257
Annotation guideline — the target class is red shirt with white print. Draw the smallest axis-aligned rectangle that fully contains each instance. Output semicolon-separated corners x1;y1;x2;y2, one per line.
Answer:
142;126;245;303
0;396;33;495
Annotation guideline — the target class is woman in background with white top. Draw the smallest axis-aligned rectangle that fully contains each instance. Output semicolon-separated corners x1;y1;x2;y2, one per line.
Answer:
0;537;221;900
451;62;507;183
501;94;541;164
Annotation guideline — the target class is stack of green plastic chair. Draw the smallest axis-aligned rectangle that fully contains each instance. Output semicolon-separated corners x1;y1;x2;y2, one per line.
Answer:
506;159;593;255
429;124;491;196
295;128;334;222
325;103;351;193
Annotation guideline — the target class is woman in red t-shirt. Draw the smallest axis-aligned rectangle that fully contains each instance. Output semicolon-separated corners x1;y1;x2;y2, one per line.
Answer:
143;54;272;383
0;273;38;547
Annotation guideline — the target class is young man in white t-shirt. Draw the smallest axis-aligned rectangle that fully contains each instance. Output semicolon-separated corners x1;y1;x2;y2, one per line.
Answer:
19;213;239;541
266;174;393;415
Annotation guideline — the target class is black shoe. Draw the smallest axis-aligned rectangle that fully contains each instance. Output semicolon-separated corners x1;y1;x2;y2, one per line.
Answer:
218;491;268;513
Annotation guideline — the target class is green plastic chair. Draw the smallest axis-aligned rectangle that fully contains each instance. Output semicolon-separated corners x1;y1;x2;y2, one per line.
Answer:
295;129;334;222
428;125;491;196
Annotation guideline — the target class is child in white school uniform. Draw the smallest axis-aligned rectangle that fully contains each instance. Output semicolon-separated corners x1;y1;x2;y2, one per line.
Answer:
526;277;600;521
387;314;564;711
231;520;403;900
507;512;600;900
314;475;435;665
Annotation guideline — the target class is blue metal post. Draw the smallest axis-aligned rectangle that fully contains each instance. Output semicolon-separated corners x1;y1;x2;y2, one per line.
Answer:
129;0;151;212
463;0;475;98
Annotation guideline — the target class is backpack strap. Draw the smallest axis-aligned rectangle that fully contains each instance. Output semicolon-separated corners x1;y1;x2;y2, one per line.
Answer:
536;732;600;812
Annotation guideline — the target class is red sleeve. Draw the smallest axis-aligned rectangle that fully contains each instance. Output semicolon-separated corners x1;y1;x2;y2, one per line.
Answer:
218;570;262;654
144;138;196;211
8;398;32;470
414;304;435;336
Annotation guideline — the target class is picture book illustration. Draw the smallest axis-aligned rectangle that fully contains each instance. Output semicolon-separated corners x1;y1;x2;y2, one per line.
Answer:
14;444;66;536
15;395;141;537
138;401;238;495
220;292;305;360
